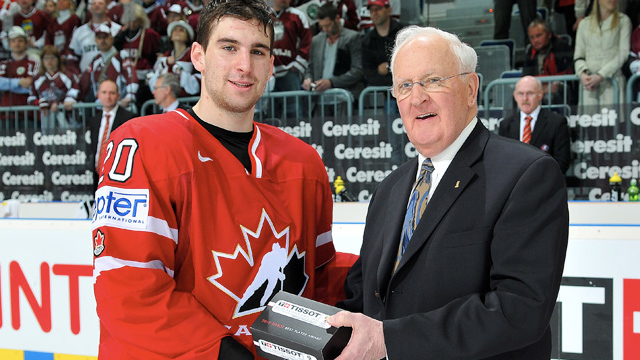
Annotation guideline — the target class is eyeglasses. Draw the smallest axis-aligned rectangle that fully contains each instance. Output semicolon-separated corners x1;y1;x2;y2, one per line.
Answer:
391;72;471;100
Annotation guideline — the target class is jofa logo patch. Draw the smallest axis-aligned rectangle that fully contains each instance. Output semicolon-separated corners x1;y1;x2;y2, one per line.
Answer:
94;229;106;256
208;209;309;319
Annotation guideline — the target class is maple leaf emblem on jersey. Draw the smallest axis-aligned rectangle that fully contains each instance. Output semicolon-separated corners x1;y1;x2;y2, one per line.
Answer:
208;209;308;318
94;230;105;257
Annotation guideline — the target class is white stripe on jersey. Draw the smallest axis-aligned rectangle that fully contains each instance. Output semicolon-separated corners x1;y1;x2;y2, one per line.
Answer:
94;256;175;282
148;216;180;244
316;230;332;247
251;126;263;178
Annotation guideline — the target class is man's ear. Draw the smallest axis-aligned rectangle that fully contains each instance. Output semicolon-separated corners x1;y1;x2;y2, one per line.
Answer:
191;42;205;72
468;72;480;106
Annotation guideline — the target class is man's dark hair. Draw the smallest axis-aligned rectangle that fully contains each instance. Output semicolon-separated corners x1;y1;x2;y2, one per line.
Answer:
196;0;274;52
317;2;339;21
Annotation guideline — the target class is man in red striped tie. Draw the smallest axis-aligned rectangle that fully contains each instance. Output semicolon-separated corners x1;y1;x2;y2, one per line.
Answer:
499;75;571;174
89;78;136;192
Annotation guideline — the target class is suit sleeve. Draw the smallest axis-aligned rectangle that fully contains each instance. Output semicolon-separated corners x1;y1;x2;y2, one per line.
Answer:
92;123;237;359
330;32;363;89
382;155;568;359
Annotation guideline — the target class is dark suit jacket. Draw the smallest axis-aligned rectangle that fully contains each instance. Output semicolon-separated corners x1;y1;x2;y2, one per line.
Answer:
498;108;571;174
305;27;363;95
340;121;568;359
89;106;137;191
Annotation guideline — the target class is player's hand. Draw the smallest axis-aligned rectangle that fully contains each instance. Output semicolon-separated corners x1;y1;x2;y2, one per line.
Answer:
326;311;386;360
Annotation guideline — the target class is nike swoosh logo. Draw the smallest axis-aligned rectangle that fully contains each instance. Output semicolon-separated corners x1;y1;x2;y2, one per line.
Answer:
198;151;213;162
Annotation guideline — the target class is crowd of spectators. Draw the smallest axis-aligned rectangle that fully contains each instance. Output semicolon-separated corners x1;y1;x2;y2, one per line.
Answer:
3;0;640;129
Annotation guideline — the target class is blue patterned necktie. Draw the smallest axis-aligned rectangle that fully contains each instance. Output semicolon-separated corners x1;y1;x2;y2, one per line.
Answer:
394;158;435;272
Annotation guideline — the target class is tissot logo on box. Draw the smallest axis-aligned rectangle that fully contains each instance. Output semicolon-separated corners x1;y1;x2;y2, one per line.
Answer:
272;300;330;329
92;186;149;229
255;339;317;360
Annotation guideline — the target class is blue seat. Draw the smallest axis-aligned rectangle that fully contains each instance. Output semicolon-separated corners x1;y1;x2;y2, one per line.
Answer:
479;39;516;69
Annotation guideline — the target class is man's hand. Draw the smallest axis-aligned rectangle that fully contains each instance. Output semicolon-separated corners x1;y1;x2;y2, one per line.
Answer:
377;62;390;76
18;76;32;88
327;311;386;360
313;78;332;92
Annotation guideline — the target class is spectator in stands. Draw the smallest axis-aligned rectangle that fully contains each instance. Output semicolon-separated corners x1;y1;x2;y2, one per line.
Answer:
115;2;161;110
149;20;200;97
357;0;400;32
1;0;51;55
0;27;39;120
85;0;124;24
88;78;136;192
45;0;81;61
493;0;538;45
320;0;360;31
43;0;55;16
67;0;122;75
574;0;630;111
142;0;168;36
166;3;187;24
499;75;571;174
361;0;402;115
302;3;363;110
29;45;78;131
523;18;575;104
151;72;191;113
77;24;137;106
269;0;312;118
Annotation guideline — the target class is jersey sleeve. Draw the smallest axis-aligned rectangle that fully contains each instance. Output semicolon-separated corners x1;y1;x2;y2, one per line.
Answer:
92;123;234;359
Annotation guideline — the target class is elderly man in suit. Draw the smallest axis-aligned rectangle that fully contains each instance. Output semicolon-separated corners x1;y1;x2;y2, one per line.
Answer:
499;75;571;174
89;78;136;192
302;2;363;113
327;26;569;360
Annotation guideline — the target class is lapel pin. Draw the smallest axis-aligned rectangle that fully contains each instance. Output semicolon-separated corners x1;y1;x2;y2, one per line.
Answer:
455;181;460;188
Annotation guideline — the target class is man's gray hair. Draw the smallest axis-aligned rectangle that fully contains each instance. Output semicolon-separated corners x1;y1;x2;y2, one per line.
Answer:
158;73;181;98
389;26;477;75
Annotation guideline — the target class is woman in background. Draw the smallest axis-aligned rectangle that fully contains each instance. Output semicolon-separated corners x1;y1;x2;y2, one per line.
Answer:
574;0;631;111
28;45;79;131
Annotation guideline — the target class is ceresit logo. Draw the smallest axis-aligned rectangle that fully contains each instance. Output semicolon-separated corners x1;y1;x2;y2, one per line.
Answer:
92;186;149;229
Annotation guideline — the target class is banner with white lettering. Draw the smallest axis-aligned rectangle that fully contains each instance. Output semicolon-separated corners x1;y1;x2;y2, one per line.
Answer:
0;128;93;203
2;106;640;202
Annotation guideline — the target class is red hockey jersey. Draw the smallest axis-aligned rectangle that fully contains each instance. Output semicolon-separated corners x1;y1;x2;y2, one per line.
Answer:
45;11;81;55
78;50;138;103
271;6;312;78
0;54;40;107
117;28;161;79
92;110;336;359
12;8;51;49
28;71;78;108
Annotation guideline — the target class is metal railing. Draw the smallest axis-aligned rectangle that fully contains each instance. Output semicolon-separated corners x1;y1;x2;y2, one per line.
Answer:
0;102;138;131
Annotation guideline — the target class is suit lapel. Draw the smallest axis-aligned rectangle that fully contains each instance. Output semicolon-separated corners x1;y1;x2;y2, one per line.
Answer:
531;110;548;146
393;122;489;274
376;160;416;292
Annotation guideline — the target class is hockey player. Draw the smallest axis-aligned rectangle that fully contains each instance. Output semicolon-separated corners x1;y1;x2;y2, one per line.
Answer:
92;0;352;358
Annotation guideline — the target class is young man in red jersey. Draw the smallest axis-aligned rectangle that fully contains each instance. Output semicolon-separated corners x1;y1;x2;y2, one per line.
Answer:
92;1;350;358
